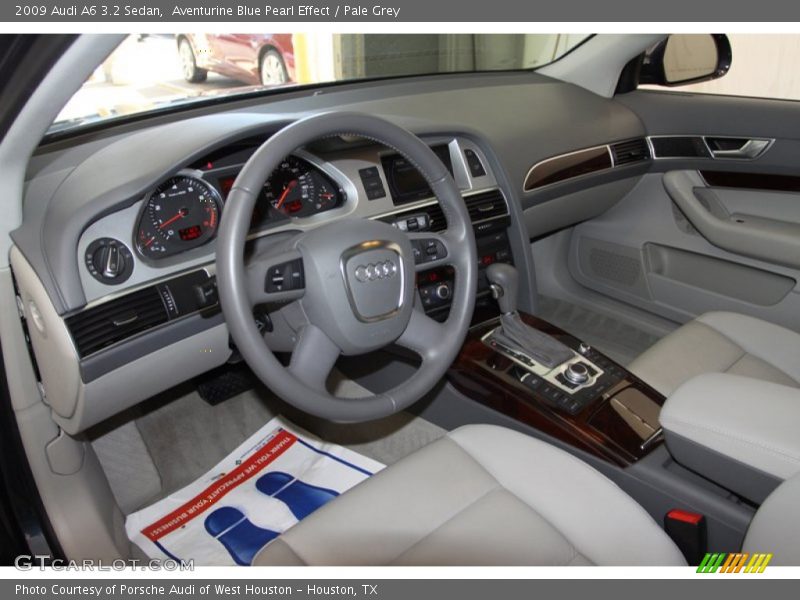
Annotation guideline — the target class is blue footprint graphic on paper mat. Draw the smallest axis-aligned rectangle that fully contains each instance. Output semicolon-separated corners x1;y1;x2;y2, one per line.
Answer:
204;506;278;566
256;471;340;520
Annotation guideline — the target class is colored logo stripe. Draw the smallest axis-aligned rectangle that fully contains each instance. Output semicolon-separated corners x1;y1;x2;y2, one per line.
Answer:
697;552;773;573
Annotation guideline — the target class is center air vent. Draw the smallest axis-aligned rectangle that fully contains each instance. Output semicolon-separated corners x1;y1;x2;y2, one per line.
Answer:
380;189;508;233
464;190;508;222
610;138;650;166
66;287;168;357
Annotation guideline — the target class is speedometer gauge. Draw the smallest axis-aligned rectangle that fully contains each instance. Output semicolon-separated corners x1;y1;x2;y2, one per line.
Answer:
136;174;221;259
263;156;342;218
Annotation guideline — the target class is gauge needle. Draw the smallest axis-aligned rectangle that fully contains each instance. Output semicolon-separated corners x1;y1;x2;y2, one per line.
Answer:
159;208;188;229
275;180;298;209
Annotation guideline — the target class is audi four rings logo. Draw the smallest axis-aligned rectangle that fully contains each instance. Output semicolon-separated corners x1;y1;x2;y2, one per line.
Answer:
354;260;398;282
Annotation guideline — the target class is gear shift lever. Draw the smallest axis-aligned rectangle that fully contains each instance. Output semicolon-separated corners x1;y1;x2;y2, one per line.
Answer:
486;263;518;315
486;263;573;369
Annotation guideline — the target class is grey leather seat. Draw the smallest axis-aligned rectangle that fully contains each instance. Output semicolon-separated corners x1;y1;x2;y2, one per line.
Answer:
630;311;800;397
254;424;687;566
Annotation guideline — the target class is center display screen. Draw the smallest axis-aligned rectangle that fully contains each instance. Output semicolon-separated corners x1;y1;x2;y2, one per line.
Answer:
381;144;454;205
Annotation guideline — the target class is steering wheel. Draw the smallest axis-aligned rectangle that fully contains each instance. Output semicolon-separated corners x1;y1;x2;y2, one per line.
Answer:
216;112;477;422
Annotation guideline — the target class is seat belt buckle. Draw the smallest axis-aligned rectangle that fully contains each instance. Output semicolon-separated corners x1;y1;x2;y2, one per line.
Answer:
664;509;707;565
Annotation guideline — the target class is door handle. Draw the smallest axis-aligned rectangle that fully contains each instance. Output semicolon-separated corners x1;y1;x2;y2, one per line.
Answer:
705;137;772;159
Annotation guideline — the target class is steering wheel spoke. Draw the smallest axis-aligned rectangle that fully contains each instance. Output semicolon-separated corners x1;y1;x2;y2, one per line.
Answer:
246;249;306;305
396;306;448;361
288;324;341;393
405;230;454;272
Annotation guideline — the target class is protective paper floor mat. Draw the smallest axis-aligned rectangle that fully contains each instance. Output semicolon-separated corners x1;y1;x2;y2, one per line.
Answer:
126;415;384;566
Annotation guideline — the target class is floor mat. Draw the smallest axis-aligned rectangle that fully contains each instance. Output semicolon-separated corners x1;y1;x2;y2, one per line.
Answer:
91;419;162;514
126;415;384;566
135;388;276;498
537;295;661;366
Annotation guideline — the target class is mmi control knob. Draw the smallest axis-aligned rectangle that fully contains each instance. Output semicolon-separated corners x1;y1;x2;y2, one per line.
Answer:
564;362;590;385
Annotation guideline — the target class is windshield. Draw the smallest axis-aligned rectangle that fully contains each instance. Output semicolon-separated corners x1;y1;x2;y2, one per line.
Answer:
52;33;589;134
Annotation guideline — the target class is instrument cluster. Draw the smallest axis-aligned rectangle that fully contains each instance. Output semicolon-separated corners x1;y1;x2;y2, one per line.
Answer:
135;155;345;260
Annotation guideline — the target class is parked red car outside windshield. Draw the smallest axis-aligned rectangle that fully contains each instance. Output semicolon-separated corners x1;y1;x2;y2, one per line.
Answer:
177;34;295;86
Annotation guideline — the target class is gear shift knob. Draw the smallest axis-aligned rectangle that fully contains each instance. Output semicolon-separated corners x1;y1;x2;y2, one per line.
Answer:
486;263;518;315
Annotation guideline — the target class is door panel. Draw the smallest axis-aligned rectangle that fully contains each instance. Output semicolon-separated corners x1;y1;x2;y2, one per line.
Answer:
663;170;800;269
568;173;800;331
564;90;800;332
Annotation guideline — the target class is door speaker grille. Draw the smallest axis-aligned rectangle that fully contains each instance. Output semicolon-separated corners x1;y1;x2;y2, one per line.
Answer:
588;247;642;287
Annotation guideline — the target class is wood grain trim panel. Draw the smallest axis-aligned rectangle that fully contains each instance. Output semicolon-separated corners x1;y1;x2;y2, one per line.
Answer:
523;146;612;192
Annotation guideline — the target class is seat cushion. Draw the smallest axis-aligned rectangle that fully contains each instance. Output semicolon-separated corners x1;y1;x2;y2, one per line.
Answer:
744;472;800;565
253;424;685;566
629;311;800;397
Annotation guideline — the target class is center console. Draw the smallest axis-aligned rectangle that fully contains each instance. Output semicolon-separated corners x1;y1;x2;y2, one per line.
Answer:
439;265;767;556
449;312;666;467
381;191;513;323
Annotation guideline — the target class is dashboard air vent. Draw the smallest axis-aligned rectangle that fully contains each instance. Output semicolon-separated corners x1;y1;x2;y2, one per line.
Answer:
66;287;169;357
610;138;650;166
380;189;508;232
425;204;447;232
464;190;508;222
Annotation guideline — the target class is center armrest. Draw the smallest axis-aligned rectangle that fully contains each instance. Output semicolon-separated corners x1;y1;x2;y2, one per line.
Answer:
660;373;800;503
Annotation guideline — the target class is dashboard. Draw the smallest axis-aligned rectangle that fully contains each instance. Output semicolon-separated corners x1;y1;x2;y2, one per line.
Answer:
75;134;502;304
13;71;648;436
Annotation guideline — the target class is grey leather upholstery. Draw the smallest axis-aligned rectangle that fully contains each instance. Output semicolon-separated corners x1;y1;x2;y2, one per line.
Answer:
630;311;800;397
661;373;800;482
253;425;686;566
743;472;800;565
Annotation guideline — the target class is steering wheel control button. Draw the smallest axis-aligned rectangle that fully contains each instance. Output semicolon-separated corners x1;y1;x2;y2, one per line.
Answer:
85;238;134;284
265;259;305;293
411;238;448;265
358;166;387;200
435;283;452;300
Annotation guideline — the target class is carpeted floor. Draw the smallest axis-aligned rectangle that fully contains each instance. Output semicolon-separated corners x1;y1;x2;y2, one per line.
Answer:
537;295;661;366
90;373;445;515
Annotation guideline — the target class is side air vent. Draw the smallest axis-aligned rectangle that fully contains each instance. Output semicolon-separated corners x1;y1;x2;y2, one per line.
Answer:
610;138;650;166
66;287;168;357
464;190;508;222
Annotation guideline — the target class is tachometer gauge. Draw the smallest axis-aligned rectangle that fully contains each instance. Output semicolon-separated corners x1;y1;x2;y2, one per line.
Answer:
136;173;221;259
263;156;343;218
